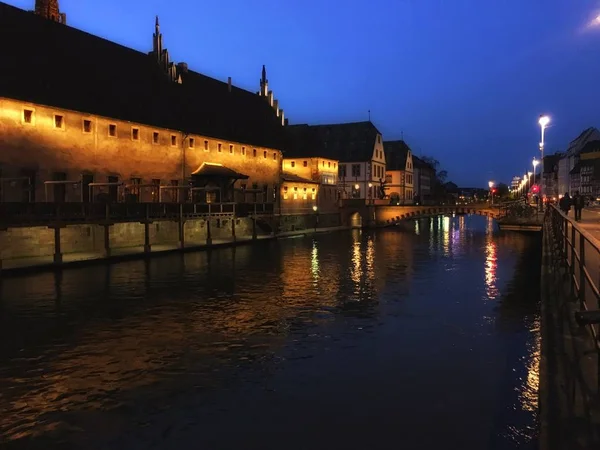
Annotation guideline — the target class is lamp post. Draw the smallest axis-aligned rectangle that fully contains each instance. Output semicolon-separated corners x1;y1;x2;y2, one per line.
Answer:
532;158;539;205
312;205;319;232
488;181;494;205
368;182;373;204
538;115;550;208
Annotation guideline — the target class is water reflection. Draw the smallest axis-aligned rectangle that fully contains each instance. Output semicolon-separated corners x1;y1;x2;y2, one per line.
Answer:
0;217;540;449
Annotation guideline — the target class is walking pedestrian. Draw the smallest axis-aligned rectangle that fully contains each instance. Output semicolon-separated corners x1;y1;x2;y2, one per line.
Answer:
559;192;571;216
573;190;584;221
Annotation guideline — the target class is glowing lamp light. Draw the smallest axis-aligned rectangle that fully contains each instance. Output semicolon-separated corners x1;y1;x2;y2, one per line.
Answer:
538;115;550;127
488;181;494;188
354;184;360;190
312;205;318;212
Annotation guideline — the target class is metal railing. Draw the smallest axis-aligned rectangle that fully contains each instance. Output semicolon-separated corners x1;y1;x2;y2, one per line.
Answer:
547;204;600;437
0;202;275;227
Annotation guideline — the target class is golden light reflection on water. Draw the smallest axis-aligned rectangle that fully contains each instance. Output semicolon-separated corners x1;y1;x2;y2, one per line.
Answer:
485;238;499;299
414;220;420;235
350;231;362;290
311;240;319;282
520;319;541;412
366;237;375;283
442;216;451;256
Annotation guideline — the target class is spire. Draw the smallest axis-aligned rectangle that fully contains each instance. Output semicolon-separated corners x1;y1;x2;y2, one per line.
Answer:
259;65;269;97
153;15;163;58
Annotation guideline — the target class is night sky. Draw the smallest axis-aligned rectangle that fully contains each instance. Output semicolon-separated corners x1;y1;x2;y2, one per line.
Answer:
7;0;600;186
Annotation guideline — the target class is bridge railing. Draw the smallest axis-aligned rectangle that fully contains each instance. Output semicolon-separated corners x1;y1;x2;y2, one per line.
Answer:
547;204;600;428
0;201;274;227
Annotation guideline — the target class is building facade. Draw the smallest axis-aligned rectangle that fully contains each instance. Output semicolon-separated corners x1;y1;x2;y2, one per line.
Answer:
383;140;414;204
286;121;386;202
557;127;600;196
578;141;600;199
0;1;286;205
541;154;560;202
412;156;435;205
282;157;339;213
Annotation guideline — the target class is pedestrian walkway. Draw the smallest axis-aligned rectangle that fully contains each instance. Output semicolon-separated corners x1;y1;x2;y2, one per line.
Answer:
571;208;600;245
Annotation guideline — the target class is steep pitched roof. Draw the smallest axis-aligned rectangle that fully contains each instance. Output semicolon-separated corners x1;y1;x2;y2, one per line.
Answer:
285;121;380;162
383;140;412;171
580;140;600;155
0;2;286;150
565;128;600;157
412;155;435;172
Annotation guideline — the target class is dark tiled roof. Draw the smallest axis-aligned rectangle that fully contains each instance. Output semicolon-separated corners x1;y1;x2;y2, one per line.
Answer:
383;140;411;171
0;2;286;150
566;128;600;157
281;172;318;184
191;163;248;179
285;121;380;162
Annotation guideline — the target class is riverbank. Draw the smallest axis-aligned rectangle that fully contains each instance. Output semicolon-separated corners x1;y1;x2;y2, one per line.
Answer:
0;225;351;275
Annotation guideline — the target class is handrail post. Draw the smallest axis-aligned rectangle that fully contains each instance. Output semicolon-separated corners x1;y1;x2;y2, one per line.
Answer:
579;230;586;305
571;224;576;298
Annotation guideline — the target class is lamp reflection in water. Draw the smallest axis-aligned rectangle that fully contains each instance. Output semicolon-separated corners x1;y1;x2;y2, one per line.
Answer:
415;219;420;235
365;237;375;283
442;216;451;256
519;319;541;413
311;240;319;283
484;218;498;299
350;231;362;291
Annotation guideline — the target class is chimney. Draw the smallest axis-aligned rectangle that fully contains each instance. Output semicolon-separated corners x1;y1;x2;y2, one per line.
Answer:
280;109;285;125
273;99;279;116
227;77;232;92
267;91;273;107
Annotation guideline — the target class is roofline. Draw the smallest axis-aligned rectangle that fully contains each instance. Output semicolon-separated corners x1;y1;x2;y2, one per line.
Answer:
286;120;382;134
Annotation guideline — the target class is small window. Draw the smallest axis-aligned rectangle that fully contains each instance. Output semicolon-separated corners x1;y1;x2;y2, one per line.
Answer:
230;145;234;154
303;161;308;167
293;187;298;199
328;162;331;168
322;161;325;167
23;109;34;124
171;135;177;146
303;187;307;200
108;124;117;137
263;151;267;159
253;149;257;157
334;163;337;168
132;127;139;140
273;153;277;160
218;143;222;152
54;114;64;129
189;137;195;148
83;119;92;133
291;161;295;168
378;135;381;143
241;146;246;156
153;131;159;144
312;188;316;200
283;186;288;200
204;140;209;151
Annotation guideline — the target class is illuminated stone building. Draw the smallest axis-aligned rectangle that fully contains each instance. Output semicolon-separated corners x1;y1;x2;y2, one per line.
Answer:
281;157;339;213
0;1;286;204
286;121;386;201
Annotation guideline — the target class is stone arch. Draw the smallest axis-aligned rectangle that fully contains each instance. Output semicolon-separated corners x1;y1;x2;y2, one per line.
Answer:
349;211;363;228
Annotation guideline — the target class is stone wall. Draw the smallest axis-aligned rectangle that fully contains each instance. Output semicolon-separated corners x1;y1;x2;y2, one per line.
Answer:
0;98;281;203
0;217;260;261
277;213;341;232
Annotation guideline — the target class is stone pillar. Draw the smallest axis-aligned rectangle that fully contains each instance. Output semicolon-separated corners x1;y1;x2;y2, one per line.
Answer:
206;218;212;246
178;204;185;250
103;224;111;258
144;222;151;253
53;226;62;264
231;217;236;242
252;217;257;240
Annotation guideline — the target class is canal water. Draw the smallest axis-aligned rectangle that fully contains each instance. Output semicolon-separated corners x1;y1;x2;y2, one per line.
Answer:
0;215;541;450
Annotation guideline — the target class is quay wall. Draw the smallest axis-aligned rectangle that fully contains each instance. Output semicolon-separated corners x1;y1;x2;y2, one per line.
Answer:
0;213;342;262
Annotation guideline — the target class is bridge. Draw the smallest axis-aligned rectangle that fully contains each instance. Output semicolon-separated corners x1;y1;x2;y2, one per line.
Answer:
340;200;502;228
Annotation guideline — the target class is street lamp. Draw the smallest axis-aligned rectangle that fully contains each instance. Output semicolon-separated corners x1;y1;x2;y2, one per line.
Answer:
312;205;319;231
488;181;494;204
368;182;373;204
532;158;539;203
538;115;550;207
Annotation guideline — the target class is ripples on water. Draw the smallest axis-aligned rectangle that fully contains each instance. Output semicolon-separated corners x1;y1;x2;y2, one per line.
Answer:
0;215;541;450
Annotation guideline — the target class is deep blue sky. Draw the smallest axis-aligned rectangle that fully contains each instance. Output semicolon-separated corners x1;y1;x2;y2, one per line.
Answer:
9;0;600;186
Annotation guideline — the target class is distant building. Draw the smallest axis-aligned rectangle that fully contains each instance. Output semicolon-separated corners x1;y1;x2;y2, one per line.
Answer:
412;156;436;205
383;140;414;205
557;127;600;196
578;141;600;199
286;121;385;201
542;153;561;201
281;157;339;213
